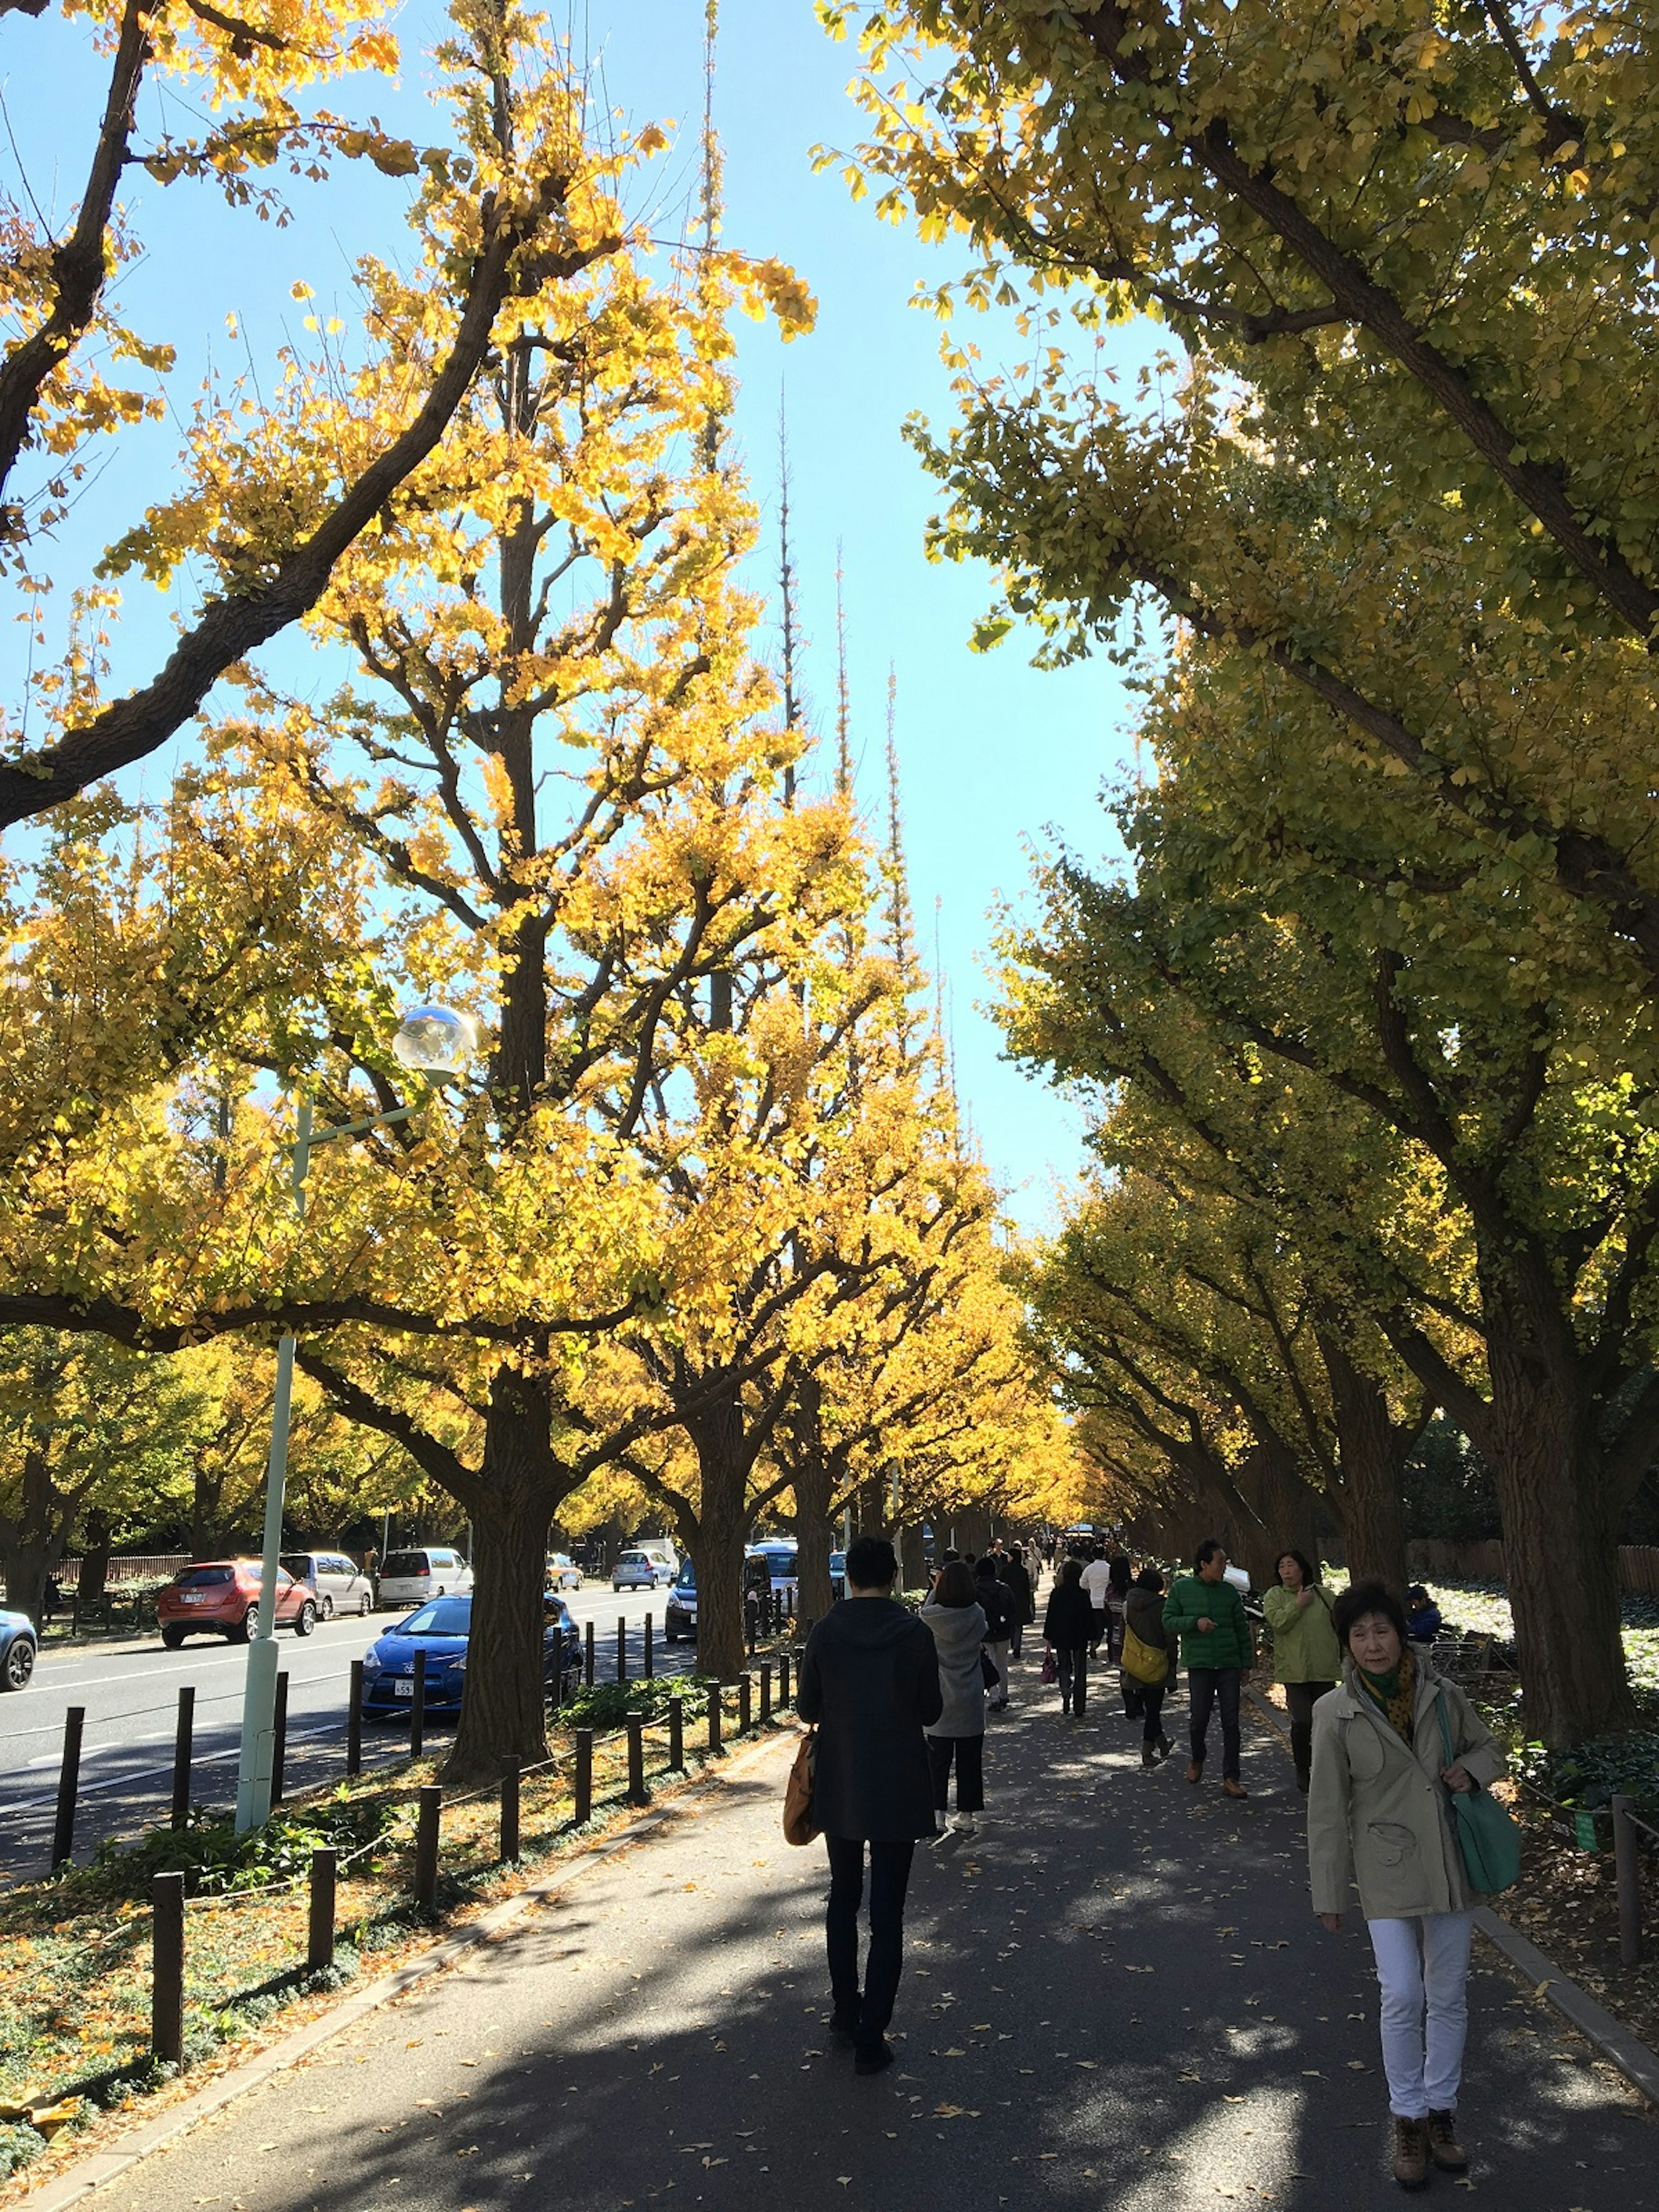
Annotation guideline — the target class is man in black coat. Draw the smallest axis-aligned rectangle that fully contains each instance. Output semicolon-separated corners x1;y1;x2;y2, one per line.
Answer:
1001;1545;1035;1659
797;1534;942;2076
974;1552;1014;1710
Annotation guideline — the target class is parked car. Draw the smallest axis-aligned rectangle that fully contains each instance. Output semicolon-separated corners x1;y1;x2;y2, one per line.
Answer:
545;1553;584;1591
281;1550;374;1619
0;1608;37;1691
359;1593;579;1720
663;1548;791;1641
158;1560;315;1647
613;1546;675;1592
375;1547;474;1611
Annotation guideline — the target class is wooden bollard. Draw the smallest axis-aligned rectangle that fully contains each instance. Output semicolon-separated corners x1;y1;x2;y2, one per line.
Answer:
152;1872;185;2064
51;1707;84;1871
779;1651;791;1708
410;1650;427;1760
574;1728;594;1824
626;1712;647;1806
707;1687;723;1758
413;1784;442;1909
669;1694;685;1772
759;1661;772;1724
584;1620;595;1687
738;1673;753;1733
271;1669;289;1805
347;1661;364;1776
307;1846;337;1972
643;1612;654;1678
171;1686;195;1831
500;1759;521;1862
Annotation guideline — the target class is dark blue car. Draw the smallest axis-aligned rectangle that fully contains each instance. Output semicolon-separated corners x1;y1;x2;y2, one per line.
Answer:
359;1592;579;1720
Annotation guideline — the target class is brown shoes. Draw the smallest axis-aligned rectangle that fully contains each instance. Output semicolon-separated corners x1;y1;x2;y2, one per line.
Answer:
1221;1778;1249;1799
1185;1760;1204;1785
1426;2110;1467;2172
1391;2116;1429;2189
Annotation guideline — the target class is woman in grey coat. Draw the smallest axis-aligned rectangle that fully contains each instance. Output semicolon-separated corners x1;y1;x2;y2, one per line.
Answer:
919;1559;988;1835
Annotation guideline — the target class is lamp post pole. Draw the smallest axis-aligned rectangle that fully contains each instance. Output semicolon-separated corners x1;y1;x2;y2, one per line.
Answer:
233;1005;474;1835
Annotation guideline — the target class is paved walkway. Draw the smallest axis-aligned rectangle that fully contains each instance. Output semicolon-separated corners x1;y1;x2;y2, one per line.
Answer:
106;1648;1652;2212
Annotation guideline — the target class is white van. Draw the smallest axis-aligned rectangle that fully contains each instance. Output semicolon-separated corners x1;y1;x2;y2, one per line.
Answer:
377;1546;474;1611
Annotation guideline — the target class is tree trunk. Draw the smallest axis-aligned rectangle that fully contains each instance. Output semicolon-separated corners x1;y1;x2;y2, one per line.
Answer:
790;1449;836;1624
1470;1299;1632;1745
77;1505;112;1605
898;1523;927;1591
683;1386;754;1679
1238;1446;1322;1593
0;1446;73;1624
953;1503;992;1557
445;1373;555;1786
1318;1327;1412;1590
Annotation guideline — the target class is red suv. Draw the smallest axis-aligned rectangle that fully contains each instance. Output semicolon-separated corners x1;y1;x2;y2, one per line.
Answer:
158;1560;317;1648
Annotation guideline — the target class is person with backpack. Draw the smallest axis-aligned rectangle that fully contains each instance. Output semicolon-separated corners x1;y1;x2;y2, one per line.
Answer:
1262;1548;1343;1794
1121;1567;1175;1765
974;1551;1013;1711
1001;1543;1035;1661
919;1559;989;1835
1105;1555;1135;1712
1309;1581;1508;2189
797;1534;943;2076
1041;1556;1095;1718
1163;1538;1255;1798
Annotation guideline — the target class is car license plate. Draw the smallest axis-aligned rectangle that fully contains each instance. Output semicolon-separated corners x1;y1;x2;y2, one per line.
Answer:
394;1678;415;1697
184;1592;207;1604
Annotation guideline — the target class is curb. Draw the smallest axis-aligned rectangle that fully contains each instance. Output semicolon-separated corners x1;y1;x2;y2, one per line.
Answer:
1243;1685;1659;2110
16;1726;798;2211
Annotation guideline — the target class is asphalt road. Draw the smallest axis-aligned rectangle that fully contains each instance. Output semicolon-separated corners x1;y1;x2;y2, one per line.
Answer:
102;1637;1655;2212
0;1582;690;1881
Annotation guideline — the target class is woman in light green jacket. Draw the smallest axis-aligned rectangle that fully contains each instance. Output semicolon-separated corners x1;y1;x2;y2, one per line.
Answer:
1307;1581;1506;2190
1262;1548;1342;1793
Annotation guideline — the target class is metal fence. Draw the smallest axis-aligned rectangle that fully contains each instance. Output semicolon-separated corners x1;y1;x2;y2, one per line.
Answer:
1406;1539;1659;1596
55;1552;190;1587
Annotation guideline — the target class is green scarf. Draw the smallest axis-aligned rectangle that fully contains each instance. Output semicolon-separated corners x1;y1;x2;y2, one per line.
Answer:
1357;1645;1417;1744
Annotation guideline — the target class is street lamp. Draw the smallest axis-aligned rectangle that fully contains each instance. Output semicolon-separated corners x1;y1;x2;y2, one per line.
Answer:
234;1005;476;1833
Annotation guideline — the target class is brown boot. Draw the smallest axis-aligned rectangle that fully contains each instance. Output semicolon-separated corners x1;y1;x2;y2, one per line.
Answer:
1185;1760;1204;1785
1426;2110;1467;2173
1391;2116;1429;2190
1221;1778;1249;1799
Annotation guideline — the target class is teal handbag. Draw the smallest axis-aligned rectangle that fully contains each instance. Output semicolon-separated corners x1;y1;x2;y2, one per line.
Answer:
1436;1695;1522;1894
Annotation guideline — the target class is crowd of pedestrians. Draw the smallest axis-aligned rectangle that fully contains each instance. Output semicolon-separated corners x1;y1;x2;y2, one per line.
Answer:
799;1528;1515;2187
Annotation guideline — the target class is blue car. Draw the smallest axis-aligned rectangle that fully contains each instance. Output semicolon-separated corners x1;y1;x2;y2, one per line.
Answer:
359;1592;579;1721
0;1608;36;1692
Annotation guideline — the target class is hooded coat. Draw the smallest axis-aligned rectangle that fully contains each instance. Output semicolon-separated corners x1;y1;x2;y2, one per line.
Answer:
1307;1654;1506;1918
920;1598;989;1738
797;1597;943;1841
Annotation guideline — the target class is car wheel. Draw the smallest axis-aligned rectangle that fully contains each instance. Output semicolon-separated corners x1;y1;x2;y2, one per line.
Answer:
229;1608;254;1643
161;1627;185;1651
2;1637;35;1690
360;1592;372;1617
294;1600;317;1637
321;1594;335;1621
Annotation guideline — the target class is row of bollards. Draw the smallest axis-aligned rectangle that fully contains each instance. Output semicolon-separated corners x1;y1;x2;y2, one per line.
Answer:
142;1651;804;2068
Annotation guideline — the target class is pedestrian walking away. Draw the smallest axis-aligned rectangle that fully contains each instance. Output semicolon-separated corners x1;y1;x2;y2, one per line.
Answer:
1262;1548;1342;1793
1122;1566;1174;1765
1042;1556;1094;1718
1001;1542;1035;1661
797;1534;943;2077
1164;1537;1254;1798
1106;1554;1134;1710
974;1551;1014;1710
1080;1548;1113;1655
1308;1580;1508;2189
920;1559;989;1835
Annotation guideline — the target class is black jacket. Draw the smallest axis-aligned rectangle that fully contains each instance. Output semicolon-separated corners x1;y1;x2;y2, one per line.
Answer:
975;1570;1012;1639
797;1598;943;1841
1042;1581;1096;1652
1001;1556;1035;1624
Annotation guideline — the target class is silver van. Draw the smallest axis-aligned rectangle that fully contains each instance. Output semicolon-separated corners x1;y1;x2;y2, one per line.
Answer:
612;1545;676;1592
282;1551;374;1620
377;1546;474;1611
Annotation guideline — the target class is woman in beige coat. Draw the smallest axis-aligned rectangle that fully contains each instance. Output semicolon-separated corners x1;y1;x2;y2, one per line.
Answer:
1308;1581;1506;2190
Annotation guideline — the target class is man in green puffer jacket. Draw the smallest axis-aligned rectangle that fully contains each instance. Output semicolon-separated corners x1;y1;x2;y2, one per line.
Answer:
1163;1538;1255;1799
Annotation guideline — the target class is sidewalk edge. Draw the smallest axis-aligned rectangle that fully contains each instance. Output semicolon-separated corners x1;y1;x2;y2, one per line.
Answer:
1243;1684;1659;2110
15;1727;797;2212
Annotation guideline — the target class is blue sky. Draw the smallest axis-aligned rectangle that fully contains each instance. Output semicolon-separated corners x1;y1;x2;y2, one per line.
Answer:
4;0;1155;1228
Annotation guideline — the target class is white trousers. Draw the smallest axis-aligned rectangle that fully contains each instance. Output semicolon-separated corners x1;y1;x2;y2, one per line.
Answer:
1366;1911;1474;2117
985;1638;1010;1704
